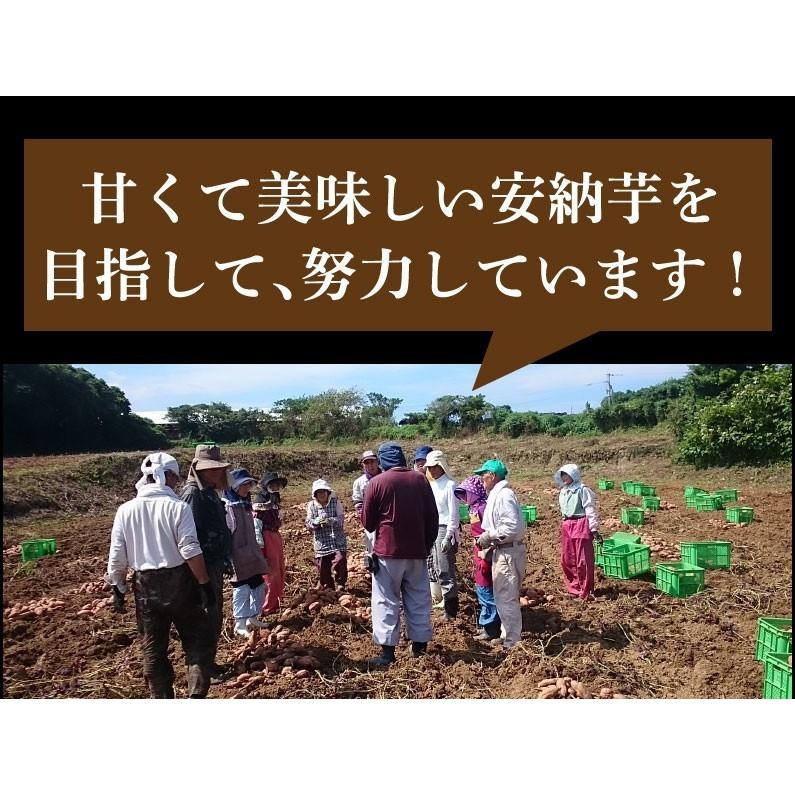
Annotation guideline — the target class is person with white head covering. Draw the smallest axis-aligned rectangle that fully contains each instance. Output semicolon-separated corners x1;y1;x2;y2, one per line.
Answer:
423;449;461;620
106;452;216;698
305;478;347;589
554;463;602;600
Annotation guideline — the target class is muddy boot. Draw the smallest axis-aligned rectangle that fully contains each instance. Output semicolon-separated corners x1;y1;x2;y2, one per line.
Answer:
442;595;459;621
410;641;427;658
368;645;396;668
148;680;175;699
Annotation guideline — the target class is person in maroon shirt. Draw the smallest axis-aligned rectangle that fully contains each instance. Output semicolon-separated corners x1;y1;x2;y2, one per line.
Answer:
361;441;439;667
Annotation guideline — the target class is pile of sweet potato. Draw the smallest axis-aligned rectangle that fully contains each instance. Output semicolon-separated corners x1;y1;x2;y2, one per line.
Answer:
77;596;113;616
226;626;322;692
4;596;66;622
70;579;111;595
639;533;679;560
3;544;22;557
281;586;371;624
535;677;627;699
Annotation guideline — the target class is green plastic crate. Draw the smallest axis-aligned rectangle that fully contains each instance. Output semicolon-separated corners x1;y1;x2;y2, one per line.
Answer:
598;479;614;490
684;486;708;498
521;505;537;524
458;503;470;523
20;538;57;562
755;617;792;662
642;496;661;511
655;562;705;598
599;543;651;579
680;541;732;569
621;507;645;526
713;489;738;504
621;481;636;494
695;495;723;512
726;506;754;524
629;482;655;496
763;653;792;699
685;495;702;509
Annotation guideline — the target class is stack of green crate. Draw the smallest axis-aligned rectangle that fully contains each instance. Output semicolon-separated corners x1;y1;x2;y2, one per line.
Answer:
680;541;732;569
755;617;792;662
521;505;537;524
621;481;636;494
20;538;57;562
684;486;707;497
755;617;792;699
763;653;792;699
642;496;661;511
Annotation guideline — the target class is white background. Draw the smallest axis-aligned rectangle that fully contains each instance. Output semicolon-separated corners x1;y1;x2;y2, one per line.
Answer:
1;1;794;95
2;0;791;790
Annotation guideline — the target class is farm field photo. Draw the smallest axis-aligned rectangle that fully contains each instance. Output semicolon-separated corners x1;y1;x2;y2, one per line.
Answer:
2;363;792;699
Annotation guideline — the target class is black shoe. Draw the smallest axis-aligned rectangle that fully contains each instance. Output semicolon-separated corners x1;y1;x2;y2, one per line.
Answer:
367;645;396;668
209;663;233;685
443;596;459;621
410;641;427;657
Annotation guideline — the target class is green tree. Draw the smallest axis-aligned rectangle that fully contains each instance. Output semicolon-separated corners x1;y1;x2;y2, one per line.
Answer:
3;364;168;455
674;365;792;466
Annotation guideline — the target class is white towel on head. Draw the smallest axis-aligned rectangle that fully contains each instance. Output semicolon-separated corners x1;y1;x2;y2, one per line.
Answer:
135;452;180;492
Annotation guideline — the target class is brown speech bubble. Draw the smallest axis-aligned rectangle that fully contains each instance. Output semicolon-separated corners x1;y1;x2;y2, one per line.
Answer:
24;139;771;387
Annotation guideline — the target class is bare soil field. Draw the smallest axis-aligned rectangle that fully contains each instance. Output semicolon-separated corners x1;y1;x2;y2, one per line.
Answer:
3;431;791;698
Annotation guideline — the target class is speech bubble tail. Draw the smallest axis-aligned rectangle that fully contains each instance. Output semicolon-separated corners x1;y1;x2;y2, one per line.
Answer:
472;322;597;390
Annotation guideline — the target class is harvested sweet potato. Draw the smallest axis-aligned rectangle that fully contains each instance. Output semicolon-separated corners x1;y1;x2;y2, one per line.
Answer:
537;685;558;699
537;678;557;688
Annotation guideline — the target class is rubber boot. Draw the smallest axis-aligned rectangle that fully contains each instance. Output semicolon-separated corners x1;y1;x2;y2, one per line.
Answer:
442;595;459;621
368;644;396;668
474;619;502;641
430;580;444;608
410;641;427;658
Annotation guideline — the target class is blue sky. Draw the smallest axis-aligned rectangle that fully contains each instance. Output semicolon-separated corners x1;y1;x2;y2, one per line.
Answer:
73;363;691;423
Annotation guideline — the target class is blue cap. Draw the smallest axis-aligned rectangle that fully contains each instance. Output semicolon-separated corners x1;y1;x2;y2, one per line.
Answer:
413;445;434;462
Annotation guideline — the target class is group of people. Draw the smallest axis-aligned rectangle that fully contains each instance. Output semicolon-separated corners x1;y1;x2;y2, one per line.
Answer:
106;440;602;695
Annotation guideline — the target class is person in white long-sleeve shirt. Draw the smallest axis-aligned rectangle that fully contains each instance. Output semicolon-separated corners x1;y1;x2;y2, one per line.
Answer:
474;459;526;650
424;450;461;620
106;452;216;698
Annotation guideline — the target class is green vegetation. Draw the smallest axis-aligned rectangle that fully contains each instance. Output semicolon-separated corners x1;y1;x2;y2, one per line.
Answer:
3;364;168;456
4;364;790;469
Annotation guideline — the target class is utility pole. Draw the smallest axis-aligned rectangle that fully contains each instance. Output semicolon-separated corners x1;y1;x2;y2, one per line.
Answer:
604;372;622;407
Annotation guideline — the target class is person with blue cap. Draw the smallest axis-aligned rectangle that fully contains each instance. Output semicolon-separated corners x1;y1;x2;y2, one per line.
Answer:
361;441;439;667
474;459;526;650
413;444;434;471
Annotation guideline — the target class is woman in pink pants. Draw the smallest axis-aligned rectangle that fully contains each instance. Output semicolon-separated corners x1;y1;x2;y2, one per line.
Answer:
252;473;288;615
554;464;602;600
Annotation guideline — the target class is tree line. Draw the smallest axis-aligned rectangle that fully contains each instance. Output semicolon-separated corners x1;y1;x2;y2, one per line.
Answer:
3;363;791;467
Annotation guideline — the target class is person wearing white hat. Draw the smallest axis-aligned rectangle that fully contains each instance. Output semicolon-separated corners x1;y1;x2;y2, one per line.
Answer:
107;452;216;698
424;450;461;620
352;450;381;553
305;478;348;588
